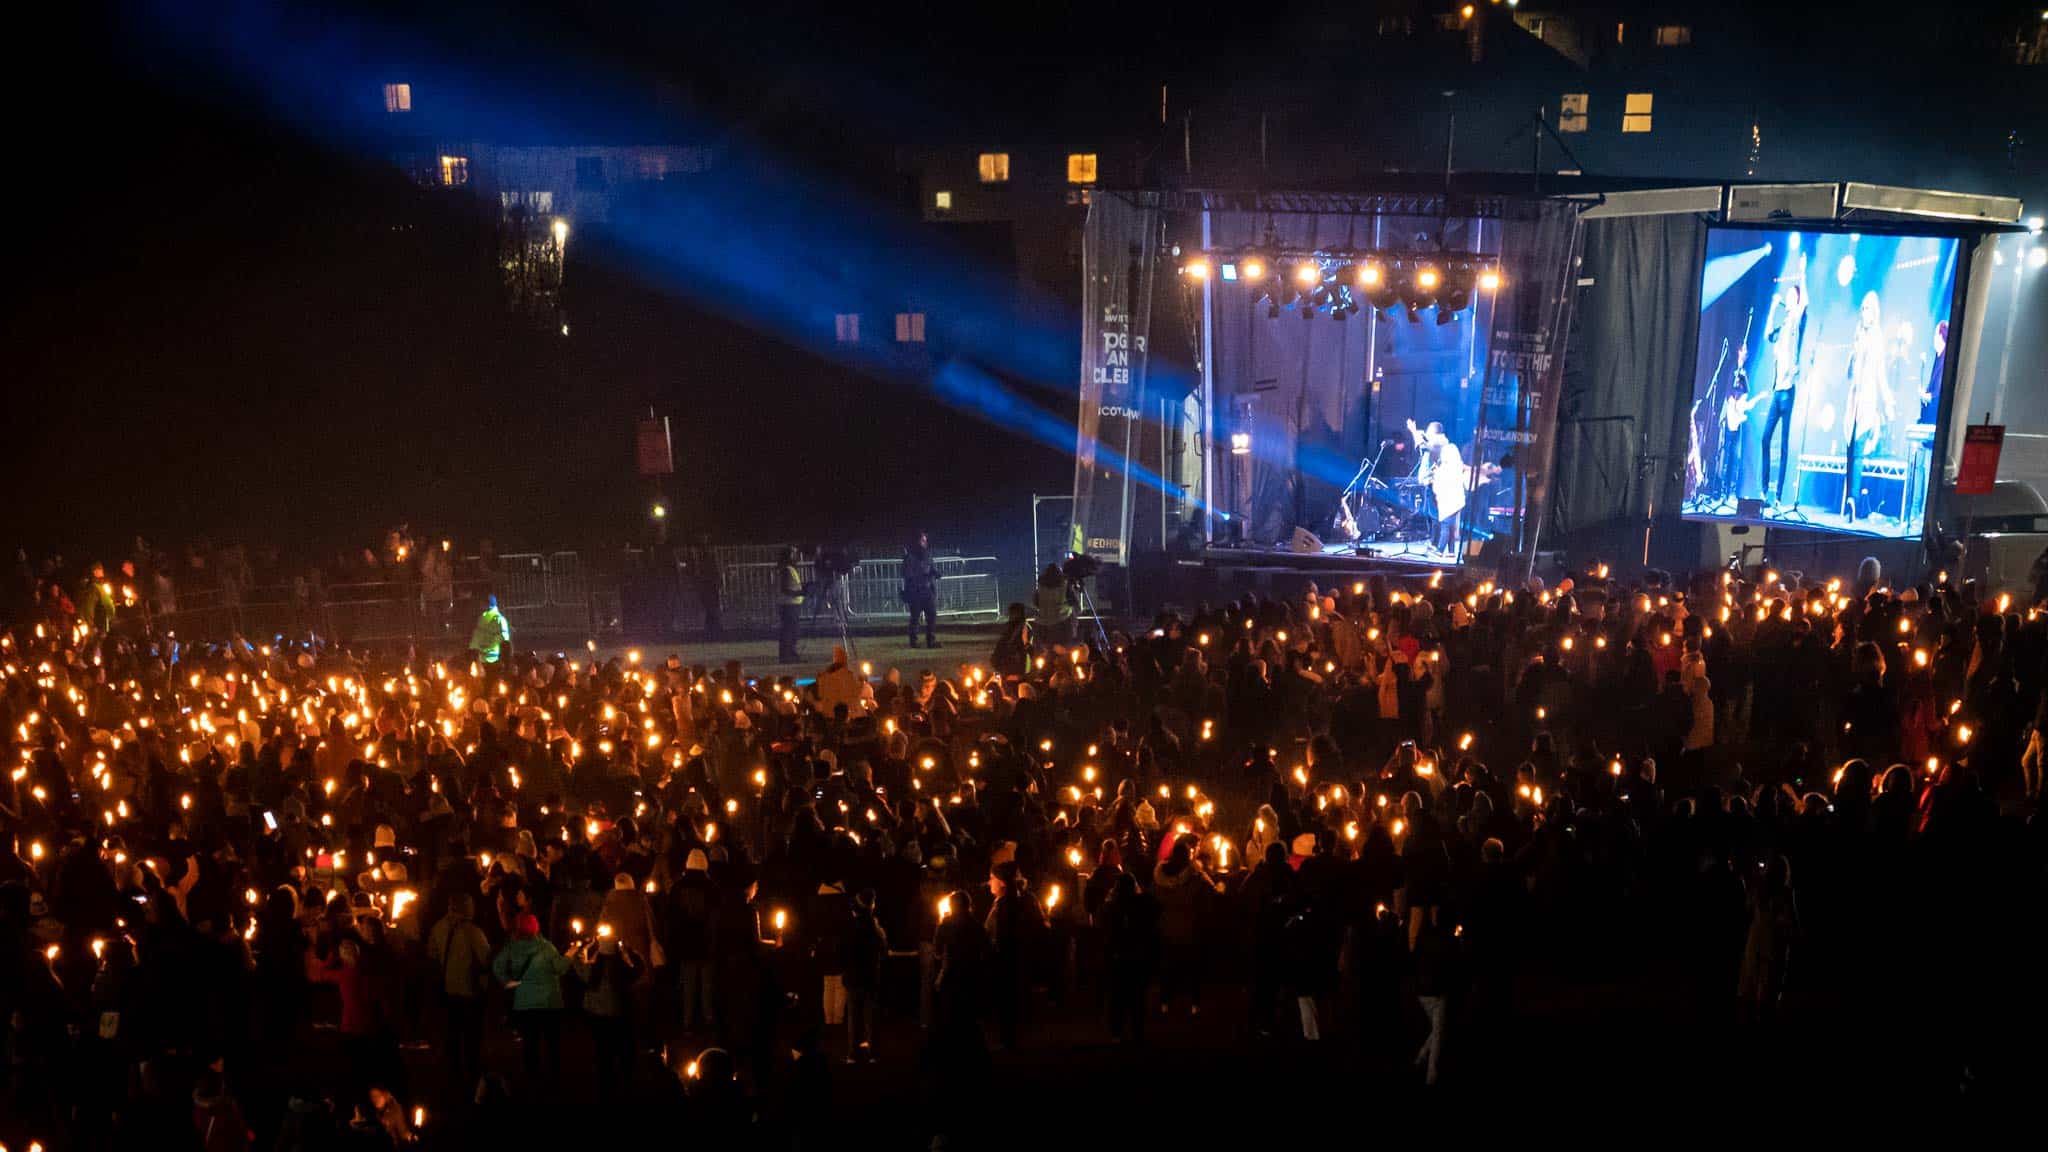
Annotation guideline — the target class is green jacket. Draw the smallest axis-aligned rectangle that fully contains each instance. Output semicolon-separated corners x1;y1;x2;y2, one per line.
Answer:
78;580;117;632
470;607;511;662
491;935;570;1011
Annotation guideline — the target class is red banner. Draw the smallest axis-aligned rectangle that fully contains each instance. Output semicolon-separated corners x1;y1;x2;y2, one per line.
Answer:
1956;423;2003;496
636;417;673;477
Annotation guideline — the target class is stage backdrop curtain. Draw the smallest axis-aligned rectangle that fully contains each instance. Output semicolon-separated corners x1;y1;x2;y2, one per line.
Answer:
1551;212;1706;568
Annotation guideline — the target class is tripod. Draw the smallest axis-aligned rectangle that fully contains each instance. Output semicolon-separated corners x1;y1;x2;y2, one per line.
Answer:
809;569;857;662
1071;578;1112;653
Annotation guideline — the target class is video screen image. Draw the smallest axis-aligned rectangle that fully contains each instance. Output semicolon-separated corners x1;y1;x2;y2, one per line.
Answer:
1680;226;1959;539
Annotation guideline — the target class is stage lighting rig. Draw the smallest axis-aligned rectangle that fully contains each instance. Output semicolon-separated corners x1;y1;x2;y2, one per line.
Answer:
1199;248;1498;320
1438;264;1476;314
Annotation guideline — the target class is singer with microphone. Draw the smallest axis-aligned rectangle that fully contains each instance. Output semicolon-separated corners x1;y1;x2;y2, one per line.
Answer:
1407;418;1468;557
1760;264;1809;507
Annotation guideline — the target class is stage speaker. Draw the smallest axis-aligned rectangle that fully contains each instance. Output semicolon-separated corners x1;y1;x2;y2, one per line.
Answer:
1289;527;1324;554
1737;498;1763;519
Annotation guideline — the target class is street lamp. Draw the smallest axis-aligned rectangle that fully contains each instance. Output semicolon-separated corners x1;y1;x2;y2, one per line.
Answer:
551;218;569;247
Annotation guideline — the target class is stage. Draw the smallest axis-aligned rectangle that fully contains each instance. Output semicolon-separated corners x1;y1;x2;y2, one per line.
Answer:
1129;540;1469;612
1068;180;2025;616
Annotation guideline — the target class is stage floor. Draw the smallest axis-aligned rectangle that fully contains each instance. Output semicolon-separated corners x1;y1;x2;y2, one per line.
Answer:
1680;496;1916;540
1196;539;1462;573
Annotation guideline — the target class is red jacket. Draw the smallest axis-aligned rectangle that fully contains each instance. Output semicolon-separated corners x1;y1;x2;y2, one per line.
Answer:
305;952;378;1035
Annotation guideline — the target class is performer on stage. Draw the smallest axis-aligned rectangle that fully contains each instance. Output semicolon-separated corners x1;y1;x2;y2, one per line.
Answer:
1406;418;1467;557
1760;268;1808;507
1918;320;1947;425
1716;336;1764;500
1842;291;1896;523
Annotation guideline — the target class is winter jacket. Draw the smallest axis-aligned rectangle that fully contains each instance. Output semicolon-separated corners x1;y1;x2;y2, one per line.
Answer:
1151;861;1208;943
492;936;571;1012
574;946;642;1017
837;909;888;992
304;952;379;1036
426;912;492;998
470;607;511;662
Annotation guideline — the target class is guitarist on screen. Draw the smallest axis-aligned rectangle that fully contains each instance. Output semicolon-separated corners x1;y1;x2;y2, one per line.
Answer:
1716;328;1766;500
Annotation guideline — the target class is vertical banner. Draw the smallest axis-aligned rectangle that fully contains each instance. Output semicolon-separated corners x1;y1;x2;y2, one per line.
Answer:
1473;201;1586;568
1956;422;2003;495
636;416;674;477
1072;194;1161;564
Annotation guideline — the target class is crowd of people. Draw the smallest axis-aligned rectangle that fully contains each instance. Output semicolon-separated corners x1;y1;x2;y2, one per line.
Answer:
4;548;2048;1148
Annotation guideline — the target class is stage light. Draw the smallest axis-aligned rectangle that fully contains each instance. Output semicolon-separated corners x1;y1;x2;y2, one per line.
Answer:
2031;247;2047;270
1479;268;1502;292
2029;217;2044;236
1438;265;1475;314
1293;260;1322;288
1182;257;1212;280
1240;255;1267;281
1230;432;1252;456
1354;262;1383;288
1460;3;1474;16
1416;267;1441;291
651;502;668;520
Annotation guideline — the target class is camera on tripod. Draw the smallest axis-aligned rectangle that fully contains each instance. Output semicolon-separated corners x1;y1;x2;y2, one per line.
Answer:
811;545;857;581
1060;552;1099;588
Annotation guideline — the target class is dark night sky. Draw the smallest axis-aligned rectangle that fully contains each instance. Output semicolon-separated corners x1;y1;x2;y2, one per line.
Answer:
5;2;2041;563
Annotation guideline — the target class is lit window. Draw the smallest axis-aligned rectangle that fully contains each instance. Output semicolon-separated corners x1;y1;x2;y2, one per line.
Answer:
1653;25;1691;47
895;313;926;343
978;153;1010;183
1615;22;1625;43
835;314;860;343
1622;93;1653;133
934;190;953;211
438;156;469;187
384;83;411;113
1066;153;1098;184
1559;93;1589;132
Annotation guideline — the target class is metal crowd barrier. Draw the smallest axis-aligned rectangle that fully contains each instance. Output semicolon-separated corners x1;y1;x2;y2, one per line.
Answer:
702;554;1003;629
136;555;619;646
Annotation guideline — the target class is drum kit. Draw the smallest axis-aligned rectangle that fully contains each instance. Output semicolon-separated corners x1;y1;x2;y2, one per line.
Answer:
1332;443;1433;545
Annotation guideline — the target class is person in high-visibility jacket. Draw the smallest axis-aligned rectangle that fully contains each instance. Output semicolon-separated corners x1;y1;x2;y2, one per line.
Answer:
471;594;511;664
776;547;806;663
